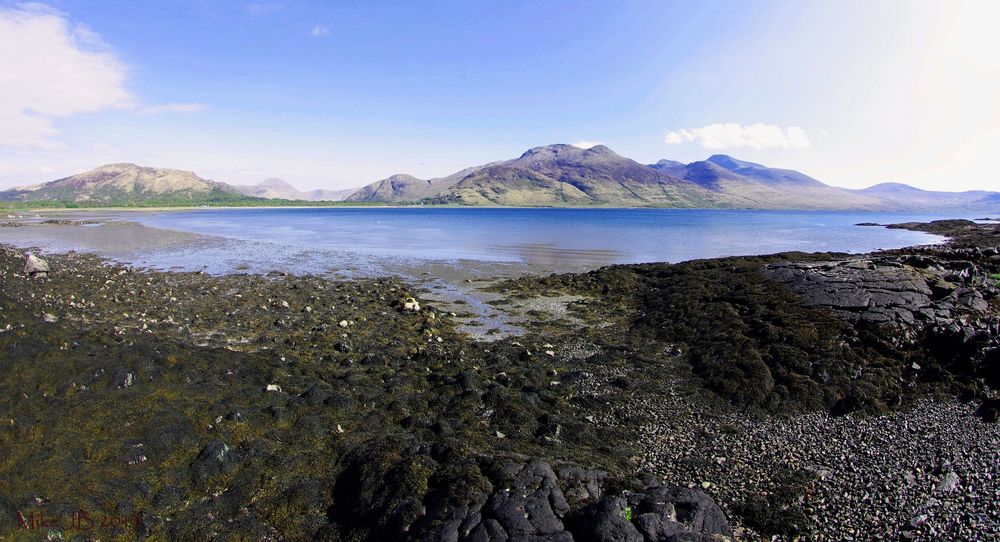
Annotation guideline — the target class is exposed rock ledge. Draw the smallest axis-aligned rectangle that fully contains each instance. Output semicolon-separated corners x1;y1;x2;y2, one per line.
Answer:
762;249;998;328
328;451;734;542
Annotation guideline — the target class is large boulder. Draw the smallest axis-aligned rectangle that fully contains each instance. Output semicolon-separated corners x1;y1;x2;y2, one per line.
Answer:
23;253;49;277
475;461;573;541
631;486;733;541
566;485;733;542
328;437;733;542
566;495;643;542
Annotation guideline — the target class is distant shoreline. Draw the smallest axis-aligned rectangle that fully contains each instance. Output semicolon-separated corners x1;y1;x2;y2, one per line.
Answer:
13;204;991;214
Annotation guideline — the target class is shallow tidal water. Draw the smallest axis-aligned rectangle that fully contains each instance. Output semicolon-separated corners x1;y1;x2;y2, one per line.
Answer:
1;208;960;279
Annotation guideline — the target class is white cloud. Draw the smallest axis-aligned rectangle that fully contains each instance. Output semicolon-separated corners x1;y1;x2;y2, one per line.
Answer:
571;140;603;149
664;123;811;150
310;25;330;37
0;4;205;150
0;4;133;148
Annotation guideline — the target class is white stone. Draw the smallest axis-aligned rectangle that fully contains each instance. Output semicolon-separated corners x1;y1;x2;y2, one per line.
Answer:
24;254;49;276
935;472;960;493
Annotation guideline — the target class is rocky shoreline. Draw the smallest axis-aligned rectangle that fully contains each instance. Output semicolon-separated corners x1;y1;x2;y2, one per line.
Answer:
1;219;998;540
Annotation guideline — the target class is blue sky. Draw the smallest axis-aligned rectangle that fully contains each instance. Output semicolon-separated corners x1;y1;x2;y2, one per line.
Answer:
1;1;998;191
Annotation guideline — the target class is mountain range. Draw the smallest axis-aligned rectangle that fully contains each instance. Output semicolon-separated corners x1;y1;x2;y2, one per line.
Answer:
231;178;356;201
0;164;357;206
0;163;243;206
347;144;999;211
1;145;998;211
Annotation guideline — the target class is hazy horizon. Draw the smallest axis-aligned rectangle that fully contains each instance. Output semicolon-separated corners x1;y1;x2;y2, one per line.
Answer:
2;1;998;192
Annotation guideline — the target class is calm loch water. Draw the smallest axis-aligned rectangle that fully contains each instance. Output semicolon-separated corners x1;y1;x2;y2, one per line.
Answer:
135;207;953;272
2;207;967;277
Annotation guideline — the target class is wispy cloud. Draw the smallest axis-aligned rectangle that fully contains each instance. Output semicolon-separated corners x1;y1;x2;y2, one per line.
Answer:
309;25;330;37
0;3;132;148
664;123;810;150
0;4;206;149
135;103;207;115
246;2;283;15
571;140;603;149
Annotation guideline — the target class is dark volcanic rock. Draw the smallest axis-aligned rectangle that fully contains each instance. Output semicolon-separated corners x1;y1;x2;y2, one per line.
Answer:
975;397;1000;422
762;249;1000;410
480;461;572;540
558;466;610;505
566;486;733;542
329;440;729;542
190;440;240;483
632;486;733;540
566;495;642;542
761;257;974;327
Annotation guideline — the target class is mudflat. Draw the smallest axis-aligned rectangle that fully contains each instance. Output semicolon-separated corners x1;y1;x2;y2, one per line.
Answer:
0;218;998;540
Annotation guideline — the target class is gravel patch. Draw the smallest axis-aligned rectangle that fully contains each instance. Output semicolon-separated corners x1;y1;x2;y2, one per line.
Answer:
578;363;1000;540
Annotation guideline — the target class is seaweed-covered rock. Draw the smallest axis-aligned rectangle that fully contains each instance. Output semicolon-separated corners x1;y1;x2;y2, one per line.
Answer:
763;255;995;327
0;494;18;532
190;440;241;483
328;437;729;542
111;366;136;389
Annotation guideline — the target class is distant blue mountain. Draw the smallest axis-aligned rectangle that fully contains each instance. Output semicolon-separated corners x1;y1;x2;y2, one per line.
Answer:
850;182;998;211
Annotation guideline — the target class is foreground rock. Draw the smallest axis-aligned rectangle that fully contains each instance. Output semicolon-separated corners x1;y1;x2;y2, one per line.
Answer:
765;256;997;326
763;254;994;327
23;253;49;277
330;450;732;541
762;241;1000;412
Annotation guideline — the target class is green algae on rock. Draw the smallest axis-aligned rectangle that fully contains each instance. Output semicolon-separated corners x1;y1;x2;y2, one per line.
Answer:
1;218;998;540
